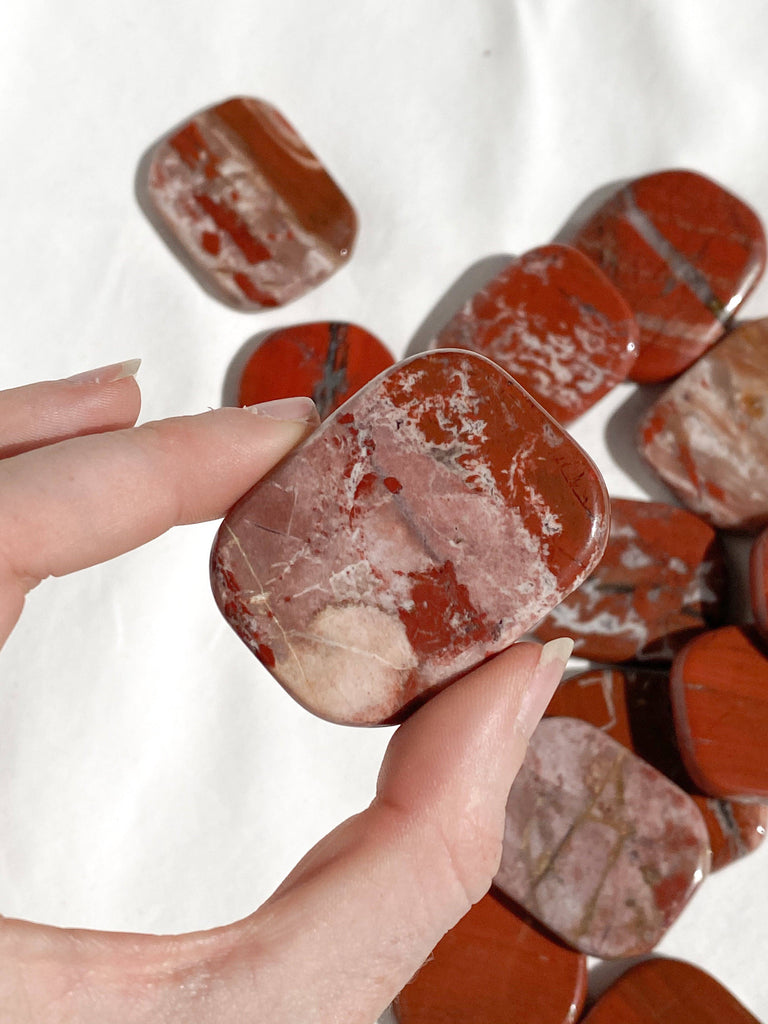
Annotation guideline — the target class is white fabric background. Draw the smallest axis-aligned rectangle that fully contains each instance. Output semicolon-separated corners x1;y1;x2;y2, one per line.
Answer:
1;1;767;1019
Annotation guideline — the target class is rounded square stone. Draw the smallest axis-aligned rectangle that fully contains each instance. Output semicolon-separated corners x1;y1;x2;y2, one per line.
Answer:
147;96;357;309
211;350;609;725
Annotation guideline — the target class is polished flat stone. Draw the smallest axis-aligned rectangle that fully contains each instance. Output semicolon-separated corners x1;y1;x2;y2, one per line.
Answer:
534;498;727;662
211;350;609;725
751;526;768;642
566;170;765;382
147;96;357;309
394;892;587;1024
546;668;767;871
431;244;637;424
640;318;768;530
671;626;768;799
582;957;760;1024
494;718;710;958
237;322;394;418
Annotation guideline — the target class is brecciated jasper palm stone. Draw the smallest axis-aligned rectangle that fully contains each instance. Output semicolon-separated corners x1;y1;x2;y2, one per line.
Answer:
582;958;760;1024
147;96;357;309
211;351;609;725
431;244;638;424
566;169;766;383
237;322;394;418
640;318;768;530
533;498;727;662
546;668;768;871
394;892;587;1024
751;526;768;641
671;626;768;799
494;718;710;958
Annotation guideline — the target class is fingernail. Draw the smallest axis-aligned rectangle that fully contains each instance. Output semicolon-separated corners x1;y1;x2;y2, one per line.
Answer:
66;358;142;384
516;637;573;739
245;396;320;426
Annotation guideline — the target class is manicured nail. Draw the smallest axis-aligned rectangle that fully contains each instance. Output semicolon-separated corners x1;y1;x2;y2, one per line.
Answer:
245;396;320;426
66;358;142;384
516;637;574;739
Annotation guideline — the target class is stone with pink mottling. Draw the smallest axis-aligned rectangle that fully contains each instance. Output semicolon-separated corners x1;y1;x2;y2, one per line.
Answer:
431;244;638;424
210;351;609;725
494;717;710;958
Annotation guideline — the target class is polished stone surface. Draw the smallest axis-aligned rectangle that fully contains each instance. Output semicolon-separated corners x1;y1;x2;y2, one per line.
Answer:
431;244;637;424
751;526;768;642
534;498;727;662
671;626;768;799
640;318;768;530
567;170;765;383
211;350;609;725
582;957;760;1024
546;668;767;871
147;96;357;308
394;892;587;1024
494;718;710;958
237;322;394;418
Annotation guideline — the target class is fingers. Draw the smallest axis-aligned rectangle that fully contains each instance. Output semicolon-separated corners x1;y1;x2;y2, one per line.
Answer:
0;361;142;459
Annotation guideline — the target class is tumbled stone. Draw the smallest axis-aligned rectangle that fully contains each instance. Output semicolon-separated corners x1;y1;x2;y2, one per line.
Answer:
431;244;637;424
211;350;609;725
671;626;768;799
147;96;357;309
566;170;765;382
394;892;587;1024
534;498;727;662
639;318;768;530
582;957;760;1024
751;526;768;642
494;717;710;958
546;668;767;871
237;321;394;418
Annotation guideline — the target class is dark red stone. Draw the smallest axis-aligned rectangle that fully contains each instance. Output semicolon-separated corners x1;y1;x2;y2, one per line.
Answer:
394;892;587;1024
494;717;710;958
431;244;638;424
751;526;768;642
671;626;768;799
237;322;394;418
582;957;760;1024
211;350;609;725
546;667;768;871
566;170;766;383
147;97;357;309
533;498;727;662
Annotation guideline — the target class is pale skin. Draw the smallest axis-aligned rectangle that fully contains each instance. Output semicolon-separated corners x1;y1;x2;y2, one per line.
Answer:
0;365;566;1023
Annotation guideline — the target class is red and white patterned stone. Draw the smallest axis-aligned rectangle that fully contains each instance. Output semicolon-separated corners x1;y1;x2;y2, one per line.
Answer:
431;244;638;424
533;499;727;662
494;717;710;958
147;96;357;309
211;350;609;725
640;318;768;530
565;169;766;383
750;526;768;642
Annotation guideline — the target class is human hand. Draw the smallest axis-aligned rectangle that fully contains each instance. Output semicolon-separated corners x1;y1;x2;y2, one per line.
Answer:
0;363;571;1023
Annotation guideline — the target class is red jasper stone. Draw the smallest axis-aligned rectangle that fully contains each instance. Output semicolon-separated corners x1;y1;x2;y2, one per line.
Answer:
237;322;394;418
582;957;760;1024
546;668;768;871
494;717;710;958
671;626;768;799
639;318;768;530
431;244;638;424
211;350;609;725
147;96;357;309
566;170;766;383
750;526;768;642
394;892;587;1024
533;498;727;662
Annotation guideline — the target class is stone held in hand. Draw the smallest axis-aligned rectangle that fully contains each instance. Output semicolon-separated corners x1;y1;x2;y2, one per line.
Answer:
147;96;357;309
211;350;609;725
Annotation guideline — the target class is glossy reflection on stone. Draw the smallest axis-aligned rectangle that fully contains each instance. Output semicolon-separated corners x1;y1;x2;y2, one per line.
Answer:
431;244;637;424
147;96;357;309
494;718;710;958
566;169;766;383
211;350;609;725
